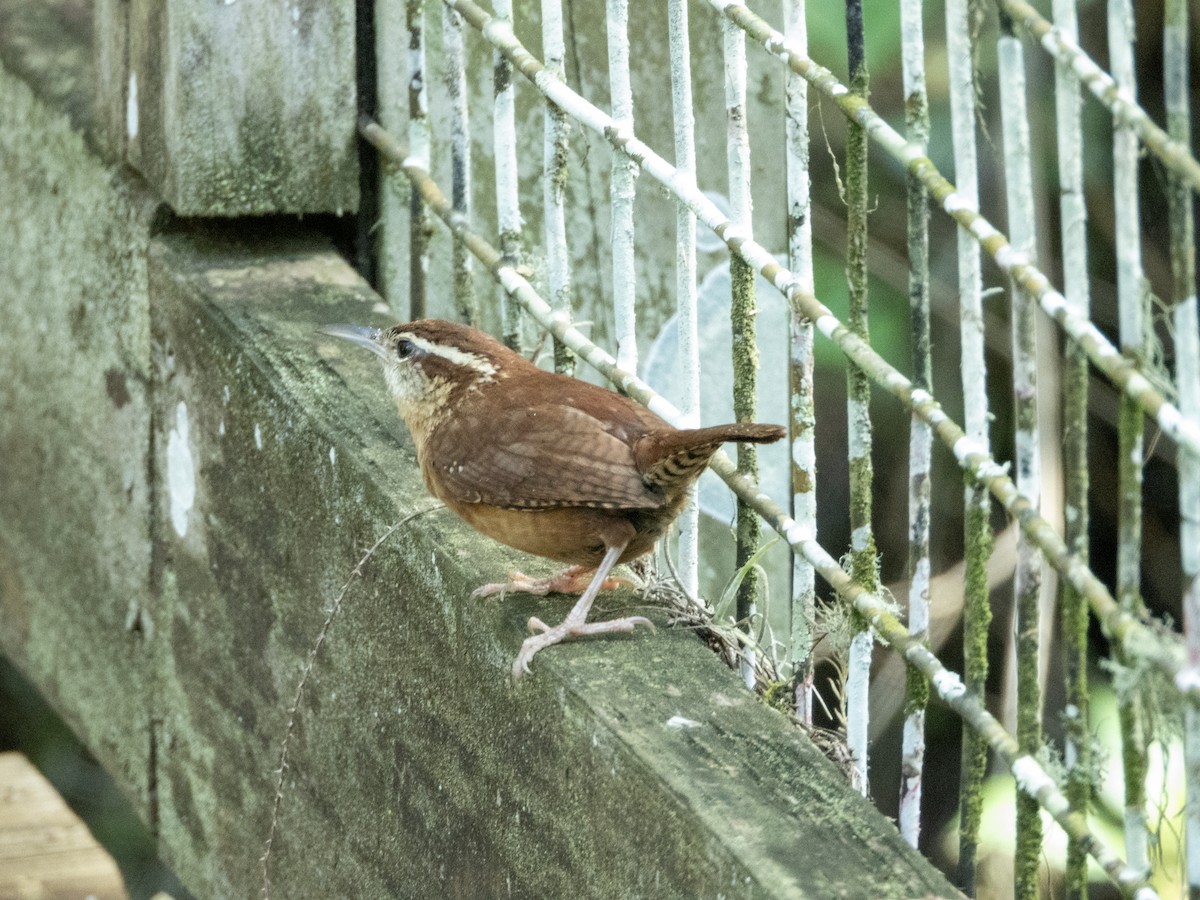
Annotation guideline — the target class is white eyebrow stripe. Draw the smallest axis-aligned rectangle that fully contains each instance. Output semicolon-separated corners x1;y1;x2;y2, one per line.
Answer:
399;333;499;379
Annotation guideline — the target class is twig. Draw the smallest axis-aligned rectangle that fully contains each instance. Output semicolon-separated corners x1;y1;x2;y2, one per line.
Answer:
260;503;444;899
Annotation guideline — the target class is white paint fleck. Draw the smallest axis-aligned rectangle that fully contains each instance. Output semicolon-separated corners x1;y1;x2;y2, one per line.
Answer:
218;419;225;436
223;385;231;405
850;525;872;552
329;446;337;466
942;191;968;214
646;394;680;422
1041;290;1067;316
666;715;701;730
847;398;870;458
166;402;195;538
1176;667;1200;692
931;668;966;700
791;439;814;470
783;517;813;546
814;314;839;339
1010;755;1045;793
126;72;138;139
971;220;999;242
721;224;747;245
994;245;1023;270
254;424;263;450
952;436;982;464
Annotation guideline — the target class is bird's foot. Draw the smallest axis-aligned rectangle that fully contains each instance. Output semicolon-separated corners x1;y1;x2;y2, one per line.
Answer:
471;565;632;600
512;615;656;680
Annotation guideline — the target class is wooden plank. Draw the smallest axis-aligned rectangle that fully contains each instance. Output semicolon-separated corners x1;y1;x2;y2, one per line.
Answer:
92;0;129;159
0;752;128;900
124;0;358;216
0;0;159;816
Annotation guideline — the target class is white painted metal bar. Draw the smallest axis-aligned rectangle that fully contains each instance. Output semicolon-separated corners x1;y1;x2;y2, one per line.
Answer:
667;0;701;597
442;3;475;323
1110;0;1145;377
842;0;874;801
1052;0;1093;887
406;0;432;319
375;0;409;312
945;0;990;884
1108;0;1150;877
782;0;816;727
1165;0;1200;884
492;0;524;350
722;11;761;692
606;0;638;374
997;14;1045;893
898;0;930;849
542;0;573;373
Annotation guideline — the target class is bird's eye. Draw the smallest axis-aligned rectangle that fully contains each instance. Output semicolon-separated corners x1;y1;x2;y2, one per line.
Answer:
396;338;417;359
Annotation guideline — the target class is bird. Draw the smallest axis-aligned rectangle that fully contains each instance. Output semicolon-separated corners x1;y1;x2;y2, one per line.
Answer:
320;319;785;679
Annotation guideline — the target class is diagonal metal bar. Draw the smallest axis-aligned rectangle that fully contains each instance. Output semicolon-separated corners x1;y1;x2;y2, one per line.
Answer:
437;0;1194;707
997;0;1200;194
359;116;1159;898
706;0;1200;463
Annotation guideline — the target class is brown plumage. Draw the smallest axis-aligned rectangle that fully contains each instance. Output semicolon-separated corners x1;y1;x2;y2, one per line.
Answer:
320;319;785;678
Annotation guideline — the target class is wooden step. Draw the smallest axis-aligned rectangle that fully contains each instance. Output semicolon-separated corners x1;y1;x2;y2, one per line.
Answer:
0;751;128;900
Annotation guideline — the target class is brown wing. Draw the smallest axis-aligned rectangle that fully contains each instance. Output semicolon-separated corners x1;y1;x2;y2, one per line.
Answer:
426;403;665;511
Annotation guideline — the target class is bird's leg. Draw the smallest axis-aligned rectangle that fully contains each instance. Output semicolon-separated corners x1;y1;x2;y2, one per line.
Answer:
512;542;654;680
470;565;632;599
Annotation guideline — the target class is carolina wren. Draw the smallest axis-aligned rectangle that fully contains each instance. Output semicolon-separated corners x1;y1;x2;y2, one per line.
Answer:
321;319;785;679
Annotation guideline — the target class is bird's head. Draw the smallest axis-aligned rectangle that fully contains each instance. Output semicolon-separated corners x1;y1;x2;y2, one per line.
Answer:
320;319;527;429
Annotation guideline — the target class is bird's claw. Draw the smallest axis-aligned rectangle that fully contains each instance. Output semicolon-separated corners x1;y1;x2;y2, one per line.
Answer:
510;615;657;681
470;570;566;600
472;567;634;601
470;582;505;600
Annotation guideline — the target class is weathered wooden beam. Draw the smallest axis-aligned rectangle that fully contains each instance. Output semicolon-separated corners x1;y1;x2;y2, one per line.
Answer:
95;0;358;215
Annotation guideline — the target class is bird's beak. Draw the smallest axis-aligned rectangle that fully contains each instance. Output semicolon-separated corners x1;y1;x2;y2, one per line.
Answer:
318;323;390;360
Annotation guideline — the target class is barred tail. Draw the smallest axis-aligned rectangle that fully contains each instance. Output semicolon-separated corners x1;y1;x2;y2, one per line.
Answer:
636;422;785;490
